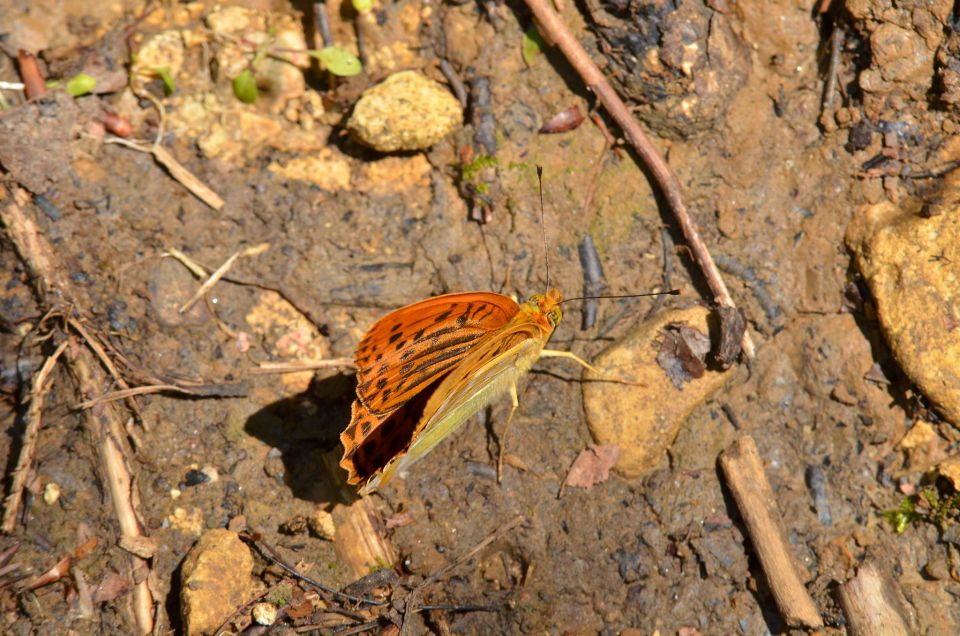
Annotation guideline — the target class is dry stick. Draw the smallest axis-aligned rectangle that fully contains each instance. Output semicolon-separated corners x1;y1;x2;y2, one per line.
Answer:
104;137;225;211
76;382;247;409
1;340;68;534
837;561;913;636
821;25;843;120
523;0;755;360
250;358;356;374
718;436;823;629
0;185;155;634
399;514;525;636
178;243;270;313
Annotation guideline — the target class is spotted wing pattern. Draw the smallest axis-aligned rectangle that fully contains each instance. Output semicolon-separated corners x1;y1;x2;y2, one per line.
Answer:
353;292;519;415
358;322;550;492
340;292;519;484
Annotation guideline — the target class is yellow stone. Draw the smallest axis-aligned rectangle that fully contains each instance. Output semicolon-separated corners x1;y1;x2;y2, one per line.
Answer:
583;305;735;478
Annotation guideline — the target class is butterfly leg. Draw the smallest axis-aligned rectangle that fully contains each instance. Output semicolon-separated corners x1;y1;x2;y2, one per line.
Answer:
497;382;520;484
540;349;601;374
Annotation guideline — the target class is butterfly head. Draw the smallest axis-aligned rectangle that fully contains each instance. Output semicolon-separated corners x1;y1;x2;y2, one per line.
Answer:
529;287;563;328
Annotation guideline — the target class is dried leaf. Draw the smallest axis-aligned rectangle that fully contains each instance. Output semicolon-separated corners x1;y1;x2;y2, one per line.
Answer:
92;573;131;604
23;556;71;591
385;511;415;530
656;323;710;389
118;535;160;559
539;104;585;134
563;444;620;490
715;306;746;368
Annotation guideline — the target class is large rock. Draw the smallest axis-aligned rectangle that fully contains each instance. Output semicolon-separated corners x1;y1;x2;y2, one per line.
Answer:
582;305;735;478
180;529;258;636
846;200;960;424
347;71;462;152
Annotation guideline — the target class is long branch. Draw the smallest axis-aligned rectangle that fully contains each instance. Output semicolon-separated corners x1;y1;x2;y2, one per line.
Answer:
523;0;756;359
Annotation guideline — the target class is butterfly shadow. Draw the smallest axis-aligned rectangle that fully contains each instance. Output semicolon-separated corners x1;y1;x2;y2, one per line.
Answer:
244;372;359;506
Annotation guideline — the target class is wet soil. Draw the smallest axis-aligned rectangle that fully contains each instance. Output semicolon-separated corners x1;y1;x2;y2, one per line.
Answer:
2;0;959;634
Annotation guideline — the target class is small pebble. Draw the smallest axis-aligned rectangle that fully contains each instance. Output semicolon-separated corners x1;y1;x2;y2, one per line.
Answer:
201;465;220;483
308;509;336;540
43;482;61;505
252;602;277;626
184;469;210;487
170;488;182;499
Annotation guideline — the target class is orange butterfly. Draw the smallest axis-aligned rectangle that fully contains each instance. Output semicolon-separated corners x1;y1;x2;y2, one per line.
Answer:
339;287;597;494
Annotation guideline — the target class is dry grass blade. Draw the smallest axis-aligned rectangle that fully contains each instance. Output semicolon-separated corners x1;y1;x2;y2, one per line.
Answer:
178;243;270;313
1;339;68;533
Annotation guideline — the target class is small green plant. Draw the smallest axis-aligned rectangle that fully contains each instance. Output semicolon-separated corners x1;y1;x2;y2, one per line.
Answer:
522;25;546;66
265;583;293;607
883;486;960;534
154;67;176;95
460;154;498;195
65;72;97;97
352;0;375;13
232;42;361;104
308;47;362;77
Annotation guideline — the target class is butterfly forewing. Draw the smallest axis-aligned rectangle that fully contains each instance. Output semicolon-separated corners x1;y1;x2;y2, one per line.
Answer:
354;292;519;415
360;322;551;493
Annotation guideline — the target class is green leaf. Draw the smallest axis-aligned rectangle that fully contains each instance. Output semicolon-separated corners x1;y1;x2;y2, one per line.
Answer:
233;69;258;104
522;25;546;66
310;47;362;77
155;67;175;96
352;0;374;12
66;72;97;97
882;497;920;534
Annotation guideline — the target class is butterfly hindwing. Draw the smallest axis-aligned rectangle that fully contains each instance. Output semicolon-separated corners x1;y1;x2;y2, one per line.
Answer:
354;292;519;416
360;322;549;492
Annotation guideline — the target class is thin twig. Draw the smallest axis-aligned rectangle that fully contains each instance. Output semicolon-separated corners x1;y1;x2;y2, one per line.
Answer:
178;243;270;314
821;24;843;120
104;137;225;211
523;0;755;359
75;381;247;409
439;60;468;108
0;183;155;633
242;532;384;606
1;340;68;534
250;358;356;374
314;1;333;48
645;226;674;318
399;515;524;635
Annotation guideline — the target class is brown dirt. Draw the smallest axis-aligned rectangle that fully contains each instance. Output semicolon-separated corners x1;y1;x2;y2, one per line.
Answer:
1;0;959;634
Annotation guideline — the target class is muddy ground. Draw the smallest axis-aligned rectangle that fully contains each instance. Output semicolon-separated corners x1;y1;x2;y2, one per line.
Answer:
1;0;960;634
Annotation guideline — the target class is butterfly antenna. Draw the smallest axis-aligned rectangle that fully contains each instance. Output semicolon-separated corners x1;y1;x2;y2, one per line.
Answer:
537;165;550;290
561;289;682;303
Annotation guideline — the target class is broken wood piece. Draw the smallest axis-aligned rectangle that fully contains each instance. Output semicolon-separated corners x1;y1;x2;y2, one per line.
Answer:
838;561;914;636
719;435;823;629
1;339;68;534
104;137;225;211
0;183;155;634
320;450;396;580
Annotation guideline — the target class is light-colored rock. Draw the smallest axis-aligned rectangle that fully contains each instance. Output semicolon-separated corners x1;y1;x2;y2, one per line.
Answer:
268;149;353;192
347;70;462;152
181;529;257;636
846;200;960;424
43;482;61;505
308;509;336;540
582;305;735;478
938;454;960;490
252;602;278;626
168;506;204;536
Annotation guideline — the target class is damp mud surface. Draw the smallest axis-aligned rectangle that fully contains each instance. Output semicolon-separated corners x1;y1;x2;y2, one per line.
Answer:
1;0;959;634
